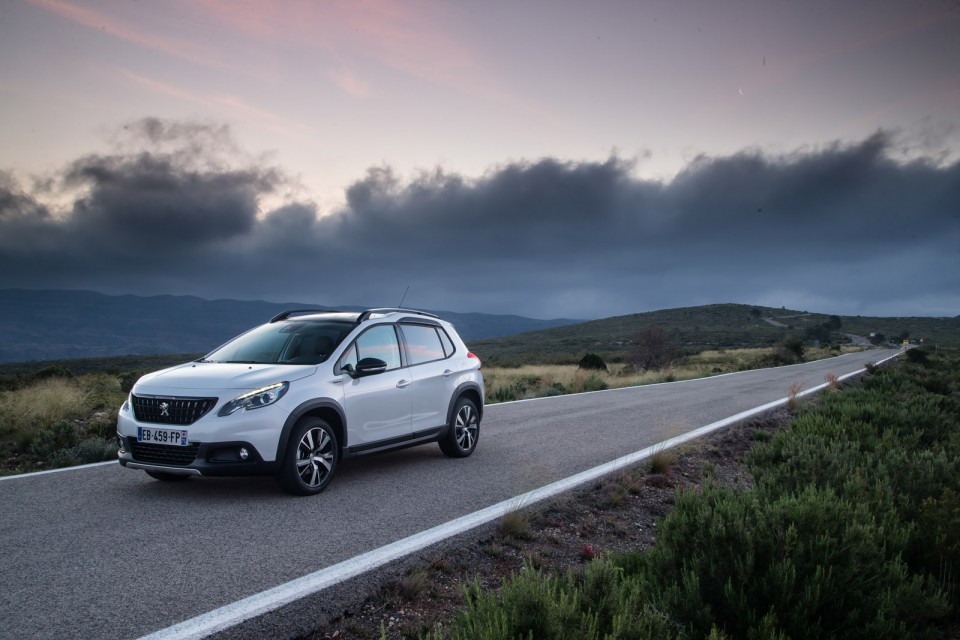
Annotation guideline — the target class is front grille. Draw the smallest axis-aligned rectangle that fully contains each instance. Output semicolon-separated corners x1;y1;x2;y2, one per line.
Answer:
132;395;217;425
130;440;201;466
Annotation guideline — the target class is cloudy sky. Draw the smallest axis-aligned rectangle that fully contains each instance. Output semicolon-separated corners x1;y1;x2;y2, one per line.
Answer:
1;0;958;319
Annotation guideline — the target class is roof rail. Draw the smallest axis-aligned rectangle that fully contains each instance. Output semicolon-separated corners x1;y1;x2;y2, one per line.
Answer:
269;309;344;323
357;308;440;323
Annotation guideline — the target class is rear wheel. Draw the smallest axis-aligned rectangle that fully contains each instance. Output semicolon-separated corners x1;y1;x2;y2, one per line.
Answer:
145;470;190;482
277;417;338;495
439;398;480;458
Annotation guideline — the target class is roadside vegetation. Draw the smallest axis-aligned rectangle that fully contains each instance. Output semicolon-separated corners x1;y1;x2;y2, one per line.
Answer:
440;348;960;639
483;344;864;405
0;366;137;475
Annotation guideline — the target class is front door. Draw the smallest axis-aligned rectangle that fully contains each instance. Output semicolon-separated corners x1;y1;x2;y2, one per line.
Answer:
338;324;412;447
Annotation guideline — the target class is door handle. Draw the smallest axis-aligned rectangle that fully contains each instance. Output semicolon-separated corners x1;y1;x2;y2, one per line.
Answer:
443;369;454;378
396;379;411;388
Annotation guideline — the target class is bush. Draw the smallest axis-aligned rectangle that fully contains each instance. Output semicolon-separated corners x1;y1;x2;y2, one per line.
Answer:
118;371;141;393
489;385;518;403
577;353;608;372
620;485;945;639
780;338;805;361
542;382;567;397
570;372;608;394
48;438;118;468
453;560;674;640
916;488;960;608
629;324;675;371
30;420;83;458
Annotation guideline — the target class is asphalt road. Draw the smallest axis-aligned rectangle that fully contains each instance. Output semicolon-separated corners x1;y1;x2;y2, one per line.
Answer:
0;349;898;640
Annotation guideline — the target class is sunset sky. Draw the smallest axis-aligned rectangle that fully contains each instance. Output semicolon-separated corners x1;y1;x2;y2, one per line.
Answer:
1;0;958;318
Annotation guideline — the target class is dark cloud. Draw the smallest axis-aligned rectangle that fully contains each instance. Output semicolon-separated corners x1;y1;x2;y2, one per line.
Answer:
0;171;50;222
1;122;957;318
64;152;277;246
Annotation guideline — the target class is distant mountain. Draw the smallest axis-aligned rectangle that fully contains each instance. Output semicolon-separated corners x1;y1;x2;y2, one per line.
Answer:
0;289;581;363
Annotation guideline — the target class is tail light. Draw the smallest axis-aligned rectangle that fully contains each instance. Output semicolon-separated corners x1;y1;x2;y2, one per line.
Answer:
468;351;481;368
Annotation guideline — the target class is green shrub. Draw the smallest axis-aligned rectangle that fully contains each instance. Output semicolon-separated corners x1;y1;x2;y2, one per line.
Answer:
916;488;960;608
570;373;608;394
490;383;523;403
48;438;118;468
118;371;141;393
30;420;83;458
577;353;608;372
781;337;805;360
31;366;75;382
619;485;945;639
542;382;567;397
452;560;674;640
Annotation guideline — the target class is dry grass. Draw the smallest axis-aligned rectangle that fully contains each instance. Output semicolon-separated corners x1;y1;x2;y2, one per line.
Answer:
0;374;126;469
0;378;88;443
787;381;805;413
648;449;678;475
483;363;710;404
498;510;533;541
483;346;867;405
825;372;840;391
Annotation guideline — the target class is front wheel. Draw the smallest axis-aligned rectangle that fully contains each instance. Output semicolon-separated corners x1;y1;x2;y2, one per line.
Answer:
439;398;480;458
277;417;338;496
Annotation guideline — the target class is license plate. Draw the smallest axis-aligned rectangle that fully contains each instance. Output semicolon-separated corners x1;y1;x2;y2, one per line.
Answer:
137;427;189;446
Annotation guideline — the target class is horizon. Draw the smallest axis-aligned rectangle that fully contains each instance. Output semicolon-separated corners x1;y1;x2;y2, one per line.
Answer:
3;286;955;322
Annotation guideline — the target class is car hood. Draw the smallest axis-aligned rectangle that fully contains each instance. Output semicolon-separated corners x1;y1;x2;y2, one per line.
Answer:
135;362;318;392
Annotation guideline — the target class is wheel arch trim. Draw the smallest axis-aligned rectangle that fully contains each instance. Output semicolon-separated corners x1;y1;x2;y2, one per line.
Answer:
277;399;347;461
445;382;484;427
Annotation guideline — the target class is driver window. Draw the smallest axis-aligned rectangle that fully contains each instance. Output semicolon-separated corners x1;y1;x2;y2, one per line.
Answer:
341;325;402;371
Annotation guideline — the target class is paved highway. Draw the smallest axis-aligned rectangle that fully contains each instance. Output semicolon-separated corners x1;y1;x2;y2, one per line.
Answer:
0;349;898;639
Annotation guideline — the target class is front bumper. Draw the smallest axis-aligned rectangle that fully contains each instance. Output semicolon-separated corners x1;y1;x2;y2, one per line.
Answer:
117;435;280;477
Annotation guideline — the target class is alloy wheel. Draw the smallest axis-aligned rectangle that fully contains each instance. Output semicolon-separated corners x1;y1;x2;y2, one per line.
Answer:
296;427;334;488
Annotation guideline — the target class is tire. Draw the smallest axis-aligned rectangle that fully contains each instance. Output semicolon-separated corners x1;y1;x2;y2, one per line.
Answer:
145;470;190;482
277;417;338;496
439;397;480;458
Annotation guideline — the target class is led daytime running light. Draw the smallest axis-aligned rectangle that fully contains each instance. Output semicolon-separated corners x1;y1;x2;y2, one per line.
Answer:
218;382;289;416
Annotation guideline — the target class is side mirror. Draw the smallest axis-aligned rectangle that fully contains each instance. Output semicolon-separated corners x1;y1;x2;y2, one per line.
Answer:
353;357;388;377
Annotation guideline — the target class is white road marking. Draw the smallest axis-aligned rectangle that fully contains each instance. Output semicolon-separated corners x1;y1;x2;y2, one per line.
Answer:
0;460;114;482
140;353;899;640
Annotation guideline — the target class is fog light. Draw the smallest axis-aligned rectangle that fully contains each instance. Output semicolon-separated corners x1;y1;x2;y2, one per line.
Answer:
239;447;249;461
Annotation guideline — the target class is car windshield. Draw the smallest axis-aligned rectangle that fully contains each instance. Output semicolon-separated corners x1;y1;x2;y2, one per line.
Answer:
205;320;354;365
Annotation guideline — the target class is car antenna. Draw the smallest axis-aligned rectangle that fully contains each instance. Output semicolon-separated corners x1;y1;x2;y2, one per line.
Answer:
397;285;410;309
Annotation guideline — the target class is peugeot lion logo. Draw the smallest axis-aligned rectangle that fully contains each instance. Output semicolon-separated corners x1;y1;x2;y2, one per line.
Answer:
159;402;170;417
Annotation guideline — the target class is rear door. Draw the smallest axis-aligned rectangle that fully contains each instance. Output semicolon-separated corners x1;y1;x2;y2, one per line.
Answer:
400;322;456;434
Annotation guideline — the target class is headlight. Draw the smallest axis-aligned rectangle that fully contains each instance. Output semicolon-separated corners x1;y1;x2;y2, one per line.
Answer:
218;382;289;416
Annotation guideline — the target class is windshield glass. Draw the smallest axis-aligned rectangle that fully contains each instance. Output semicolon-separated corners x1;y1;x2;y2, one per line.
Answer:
206;320;354;365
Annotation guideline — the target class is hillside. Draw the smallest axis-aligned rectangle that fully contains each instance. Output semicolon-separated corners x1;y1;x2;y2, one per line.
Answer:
2;291;956;367
469;303;960;365
0;289;580;363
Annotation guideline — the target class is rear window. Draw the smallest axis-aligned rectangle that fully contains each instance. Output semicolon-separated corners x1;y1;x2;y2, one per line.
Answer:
402;324;450;365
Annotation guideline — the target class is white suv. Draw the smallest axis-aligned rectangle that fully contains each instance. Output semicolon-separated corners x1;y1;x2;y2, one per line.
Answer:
117;308;485;495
